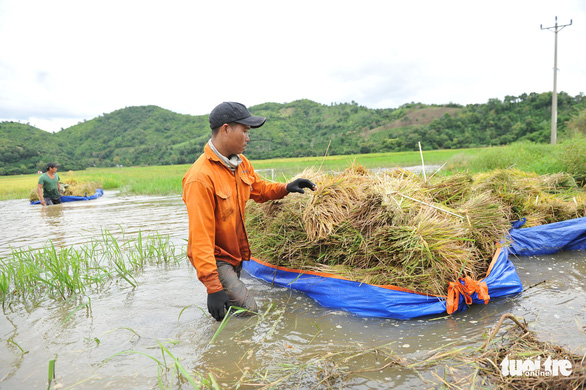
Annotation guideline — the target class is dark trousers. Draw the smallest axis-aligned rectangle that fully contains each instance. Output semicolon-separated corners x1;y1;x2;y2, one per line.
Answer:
216;260;258;314
44;197;62;205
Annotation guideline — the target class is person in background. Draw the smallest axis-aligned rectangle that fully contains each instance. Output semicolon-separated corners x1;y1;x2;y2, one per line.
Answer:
183;102;316;321
37;162;63;206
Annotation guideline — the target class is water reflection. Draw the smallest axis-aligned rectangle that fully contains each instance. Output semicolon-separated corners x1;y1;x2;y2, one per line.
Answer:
0;191;188;257
39;204;66;249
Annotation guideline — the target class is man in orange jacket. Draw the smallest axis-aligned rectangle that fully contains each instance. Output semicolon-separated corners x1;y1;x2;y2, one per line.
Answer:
183;102;316;321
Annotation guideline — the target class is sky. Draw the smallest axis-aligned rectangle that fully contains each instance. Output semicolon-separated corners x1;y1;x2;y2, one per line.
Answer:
0;0;584;133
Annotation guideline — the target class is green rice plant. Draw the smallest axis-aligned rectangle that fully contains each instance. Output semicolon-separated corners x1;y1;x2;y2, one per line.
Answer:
0;261;11;295
60;300;91;325
0;230;183;304
7;339;28;355
157;342;202;389
209;306;251;345
47;356;56;390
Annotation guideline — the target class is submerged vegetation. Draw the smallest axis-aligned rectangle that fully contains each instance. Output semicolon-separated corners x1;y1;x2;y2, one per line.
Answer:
0;229;183;303
135;308;586;389
247;163;586;296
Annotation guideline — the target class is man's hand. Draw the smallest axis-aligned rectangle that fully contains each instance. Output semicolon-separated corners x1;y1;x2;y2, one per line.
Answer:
207;290;230;321
286;178;317;194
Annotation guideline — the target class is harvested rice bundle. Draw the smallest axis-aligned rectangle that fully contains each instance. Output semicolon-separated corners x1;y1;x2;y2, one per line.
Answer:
374;172;436;225
456;192;512;258
302;165;371;240
310;262;440;291
471;169;541;218
425;172;473;205
63;180;102;197
523;192;586;225
246;163;586;296
471;168;586;225
539;172;578;192
247;192;314;268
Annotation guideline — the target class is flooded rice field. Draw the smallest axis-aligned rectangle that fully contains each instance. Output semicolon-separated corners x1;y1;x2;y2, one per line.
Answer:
0;192;585;389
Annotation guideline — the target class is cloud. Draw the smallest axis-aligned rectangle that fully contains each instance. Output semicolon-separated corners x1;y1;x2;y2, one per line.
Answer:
0;0;585;132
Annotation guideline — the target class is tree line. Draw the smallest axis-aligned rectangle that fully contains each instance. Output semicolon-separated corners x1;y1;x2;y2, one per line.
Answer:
1;92;585;175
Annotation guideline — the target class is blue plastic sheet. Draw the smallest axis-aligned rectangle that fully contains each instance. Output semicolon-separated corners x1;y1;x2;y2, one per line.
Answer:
243;217;586;319
30;188;104;205
509;216;586;256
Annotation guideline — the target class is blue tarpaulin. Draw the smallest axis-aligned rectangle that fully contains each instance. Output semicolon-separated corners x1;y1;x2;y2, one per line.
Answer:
243;216;586;319
30;189;104;205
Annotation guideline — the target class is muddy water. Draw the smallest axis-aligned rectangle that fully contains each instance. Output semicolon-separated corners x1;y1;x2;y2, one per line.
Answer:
0;193;585;389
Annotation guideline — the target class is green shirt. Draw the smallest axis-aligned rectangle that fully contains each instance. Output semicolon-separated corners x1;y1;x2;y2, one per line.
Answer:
38;173;60;198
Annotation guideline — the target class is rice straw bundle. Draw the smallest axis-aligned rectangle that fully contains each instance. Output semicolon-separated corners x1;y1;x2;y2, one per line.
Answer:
302;169;369;240
425;172;473;205
456;192;512;257
246;164;586;295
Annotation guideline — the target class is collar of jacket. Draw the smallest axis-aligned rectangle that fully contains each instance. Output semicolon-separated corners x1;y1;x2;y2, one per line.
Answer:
204;142;243;171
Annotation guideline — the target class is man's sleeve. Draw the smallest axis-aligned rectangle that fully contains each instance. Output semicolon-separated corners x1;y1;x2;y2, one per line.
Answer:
183;180;224;293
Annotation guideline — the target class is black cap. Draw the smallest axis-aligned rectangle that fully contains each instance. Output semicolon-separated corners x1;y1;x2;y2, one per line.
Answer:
46;162;59;170
209;102;266;130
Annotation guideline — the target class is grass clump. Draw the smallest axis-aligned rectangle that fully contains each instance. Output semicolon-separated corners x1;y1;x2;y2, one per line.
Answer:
0;229;183;303
246;163;586;296
446;135;586;187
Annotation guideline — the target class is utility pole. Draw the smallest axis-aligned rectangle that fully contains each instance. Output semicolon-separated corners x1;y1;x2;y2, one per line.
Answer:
541;16;572;145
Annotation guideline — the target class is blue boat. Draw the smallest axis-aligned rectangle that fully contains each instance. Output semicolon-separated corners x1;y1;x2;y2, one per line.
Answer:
30;188;104;205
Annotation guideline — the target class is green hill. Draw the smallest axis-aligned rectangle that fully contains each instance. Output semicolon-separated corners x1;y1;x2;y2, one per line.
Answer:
1;92;585;175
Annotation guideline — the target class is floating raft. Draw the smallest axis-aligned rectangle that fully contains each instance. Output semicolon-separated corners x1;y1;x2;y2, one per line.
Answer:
243;216;586;319
30;189;104;205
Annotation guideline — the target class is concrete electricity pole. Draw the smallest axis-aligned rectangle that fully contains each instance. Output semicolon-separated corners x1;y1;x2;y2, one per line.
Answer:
541;16;572;145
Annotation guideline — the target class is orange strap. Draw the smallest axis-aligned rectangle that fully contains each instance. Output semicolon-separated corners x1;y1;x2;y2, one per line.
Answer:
446;276;490;314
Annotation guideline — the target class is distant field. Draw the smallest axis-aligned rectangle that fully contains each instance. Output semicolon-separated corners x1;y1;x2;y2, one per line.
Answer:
0;148;480;200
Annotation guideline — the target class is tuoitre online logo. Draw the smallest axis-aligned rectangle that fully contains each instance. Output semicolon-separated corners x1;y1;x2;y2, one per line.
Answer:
500;355;573;377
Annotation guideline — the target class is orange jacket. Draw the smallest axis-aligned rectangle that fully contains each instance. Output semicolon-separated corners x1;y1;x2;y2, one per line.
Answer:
182;144;288;293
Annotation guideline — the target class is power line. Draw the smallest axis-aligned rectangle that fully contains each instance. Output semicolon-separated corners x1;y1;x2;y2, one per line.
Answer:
541;16;572;145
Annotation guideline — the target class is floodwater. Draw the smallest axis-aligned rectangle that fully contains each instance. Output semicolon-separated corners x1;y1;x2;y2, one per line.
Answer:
0;192;585;389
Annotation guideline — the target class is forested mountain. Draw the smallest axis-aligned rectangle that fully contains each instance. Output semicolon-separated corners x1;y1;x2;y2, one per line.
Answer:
1;92;585;175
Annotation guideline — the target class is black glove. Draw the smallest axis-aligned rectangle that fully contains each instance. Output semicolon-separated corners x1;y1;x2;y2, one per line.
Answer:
286;178;316;194
207;290;230;321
